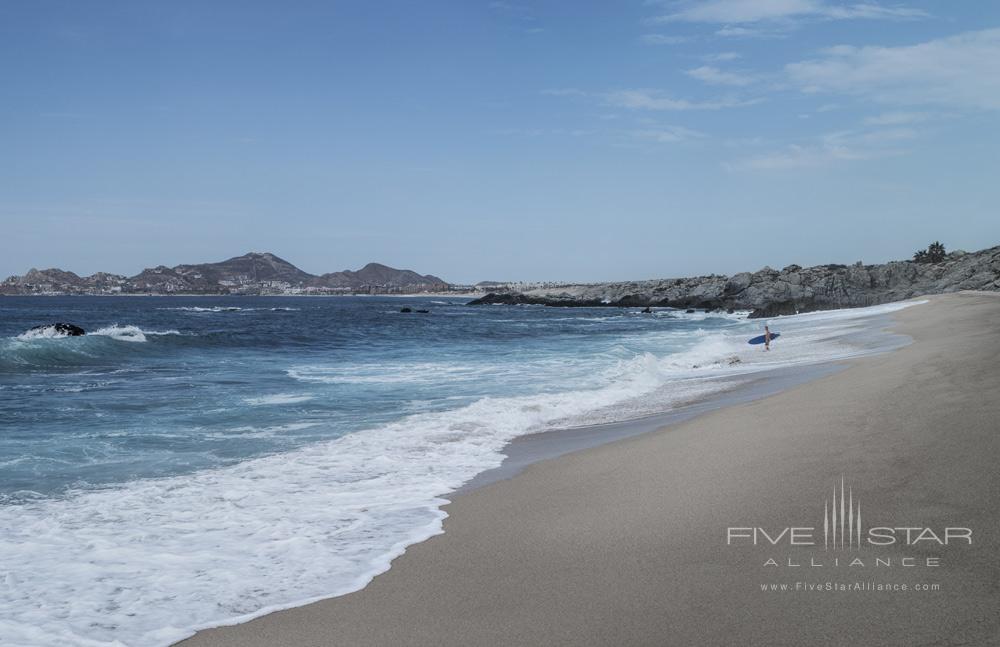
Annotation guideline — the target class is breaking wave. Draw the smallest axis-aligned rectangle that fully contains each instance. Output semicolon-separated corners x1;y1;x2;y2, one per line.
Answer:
159;306;300;313
3;325;184;370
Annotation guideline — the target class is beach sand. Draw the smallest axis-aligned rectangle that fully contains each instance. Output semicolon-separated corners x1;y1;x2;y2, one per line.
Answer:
179;292;1000;647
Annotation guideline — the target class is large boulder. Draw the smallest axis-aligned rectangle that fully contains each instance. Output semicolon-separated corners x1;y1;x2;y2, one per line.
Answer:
724;272;752;295
27;323;86;337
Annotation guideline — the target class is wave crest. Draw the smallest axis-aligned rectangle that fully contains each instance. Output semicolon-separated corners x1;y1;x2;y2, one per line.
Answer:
90;325;181;343
3;325;183;370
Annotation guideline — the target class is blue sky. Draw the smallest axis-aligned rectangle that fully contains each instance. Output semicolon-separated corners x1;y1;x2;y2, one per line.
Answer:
2;1;999;283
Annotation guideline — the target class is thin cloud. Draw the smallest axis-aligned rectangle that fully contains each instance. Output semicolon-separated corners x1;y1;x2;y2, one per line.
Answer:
703;52;743;61
822;3;927;19
685;65;758;86
541;88;587;97
632;125;707;143
652;0;928;25
544;87;760;111
640;34;693;45
715;25;793;39
490;127;595;138
733;127;917;170
786;28;1000;110
606;89;761;110
863;111;930;125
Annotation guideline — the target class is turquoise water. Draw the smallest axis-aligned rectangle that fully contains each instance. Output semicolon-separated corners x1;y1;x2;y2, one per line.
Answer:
0;296;913;645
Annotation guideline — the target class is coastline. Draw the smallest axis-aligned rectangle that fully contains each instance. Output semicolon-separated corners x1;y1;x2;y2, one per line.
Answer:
177;292;1000;646
459;361;844;493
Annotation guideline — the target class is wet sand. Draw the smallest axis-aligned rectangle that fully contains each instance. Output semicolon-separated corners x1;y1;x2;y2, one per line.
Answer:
180;292;1000;647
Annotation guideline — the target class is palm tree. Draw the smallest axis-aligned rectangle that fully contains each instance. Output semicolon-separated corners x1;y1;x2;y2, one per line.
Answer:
927;241;946;263
913;241;946;264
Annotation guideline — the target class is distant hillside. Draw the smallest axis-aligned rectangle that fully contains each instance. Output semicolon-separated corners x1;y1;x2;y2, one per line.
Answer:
1;253;450;295
314;263;447;290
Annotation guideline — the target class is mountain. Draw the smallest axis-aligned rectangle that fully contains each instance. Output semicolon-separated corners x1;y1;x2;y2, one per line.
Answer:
469;245;1000;318
127;253;316;293
0;253;451;295
1;268;130;294
313;262;447;290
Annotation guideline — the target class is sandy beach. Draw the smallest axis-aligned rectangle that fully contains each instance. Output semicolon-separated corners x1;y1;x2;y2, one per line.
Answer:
180;292;1000;647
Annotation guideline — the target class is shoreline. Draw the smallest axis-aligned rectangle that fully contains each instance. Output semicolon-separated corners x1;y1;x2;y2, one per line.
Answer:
460;303;912;494
459;361;844;493
174;296;1000;647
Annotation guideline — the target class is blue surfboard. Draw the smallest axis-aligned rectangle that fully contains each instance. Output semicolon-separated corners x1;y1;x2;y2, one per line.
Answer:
748;332;780;345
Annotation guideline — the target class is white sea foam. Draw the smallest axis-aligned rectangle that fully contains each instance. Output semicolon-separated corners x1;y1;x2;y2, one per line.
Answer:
205;422;323;439
242;393;315;406
0;299;924;646
159;306;244;312
286;362;500;385
12;325;181;345
89;325;182;343
158;306;300;313
15;326;73;340
661;308;752;321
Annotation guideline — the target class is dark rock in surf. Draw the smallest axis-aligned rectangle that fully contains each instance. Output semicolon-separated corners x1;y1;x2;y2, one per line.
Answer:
400;307;413;313
29;323;86;336
415;309;430;313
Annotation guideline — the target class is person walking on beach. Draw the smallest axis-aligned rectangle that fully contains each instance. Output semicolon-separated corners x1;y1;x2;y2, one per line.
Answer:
764;325;772;351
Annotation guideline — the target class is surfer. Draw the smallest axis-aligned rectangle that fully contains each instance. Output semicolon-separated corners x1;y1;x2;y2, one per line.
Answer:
764;325;772;351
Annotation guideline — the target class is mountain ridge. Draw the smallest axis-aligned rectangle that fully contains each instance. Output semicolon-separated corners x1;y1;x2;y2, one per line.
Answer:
0;253;450;295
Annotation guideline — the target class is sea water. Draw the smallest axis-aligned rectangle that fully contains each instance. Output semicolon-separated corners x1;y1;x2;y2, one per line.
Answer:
0;296;916;646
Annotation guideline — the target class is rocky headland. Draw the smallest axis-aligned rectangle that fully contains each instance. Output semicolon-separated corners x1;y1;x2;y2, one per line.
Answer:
469;245;1000;318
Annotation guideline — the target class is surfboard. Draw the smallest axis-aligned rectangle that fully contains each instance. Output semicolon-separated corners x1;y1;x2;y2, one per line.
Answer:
748;332;780;345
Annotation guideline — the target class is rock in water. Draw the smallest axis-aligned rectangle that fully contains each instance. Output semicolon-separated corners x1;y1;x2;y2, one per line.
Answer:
400;307;412;313
29;323;86;336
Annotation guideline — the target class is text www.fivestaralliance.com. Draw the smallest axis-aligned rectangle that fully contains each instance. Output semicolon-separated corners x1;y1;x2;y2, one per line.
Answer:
760;582;941;593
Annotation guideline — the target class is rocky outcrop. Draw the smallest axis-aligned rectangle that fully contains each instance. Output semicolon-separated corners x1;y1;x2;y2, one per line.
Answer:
468;246;1000;318
27;323;86;337
1;253;451;296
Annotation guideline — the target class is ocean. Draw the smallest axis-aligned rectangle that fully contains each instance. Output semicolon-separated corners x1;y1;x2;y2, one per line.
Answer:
0;295;915;646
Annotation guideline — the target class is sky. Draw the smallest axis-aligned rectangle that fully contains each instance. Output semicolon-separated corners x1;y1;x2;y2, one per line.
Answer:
2;1;999;284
